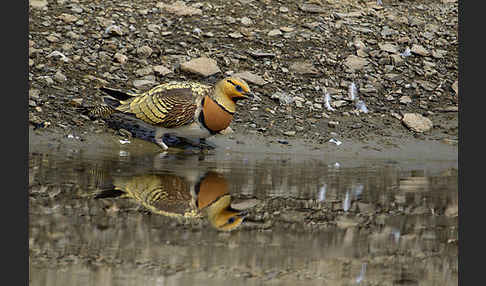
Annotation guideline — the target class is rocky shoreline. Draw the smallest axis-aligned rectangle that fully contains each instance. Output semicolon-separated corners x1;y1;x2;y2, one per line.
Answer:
29;0;458;150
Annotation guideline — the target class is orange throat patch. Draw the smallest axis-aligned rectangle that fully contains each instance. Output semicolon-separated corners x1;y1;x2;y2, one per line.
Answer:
201;96;234;133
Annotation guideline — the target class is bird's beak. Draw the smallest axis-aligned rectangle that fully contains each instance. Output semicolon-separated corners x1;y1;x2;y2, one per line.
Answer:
244;91;255;100
237;210;248;217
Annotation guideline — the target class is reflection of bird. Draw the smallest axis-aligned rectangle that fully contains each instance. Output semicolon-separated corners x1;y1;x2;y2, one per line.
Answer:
95;171;247;231
90;77;253;150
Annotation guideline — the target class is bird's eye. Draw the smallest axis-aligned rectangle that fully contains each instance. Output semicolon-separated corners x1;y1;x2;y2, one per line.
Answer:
228;217;236;224
235;85;243;92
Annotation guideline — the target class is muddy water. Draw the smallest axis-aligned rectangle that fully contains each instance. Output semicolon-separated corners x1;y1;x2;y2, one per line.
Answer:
29;148;458;286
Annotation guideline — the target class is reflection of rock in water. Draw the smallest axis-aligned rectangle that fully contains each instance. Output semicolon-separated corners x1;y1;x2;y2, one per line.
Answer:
96;171;247;231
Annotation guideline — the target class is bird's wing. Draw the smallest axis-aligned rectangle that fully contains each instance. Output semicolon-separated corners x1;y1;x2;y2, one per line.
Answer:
116;87;199;128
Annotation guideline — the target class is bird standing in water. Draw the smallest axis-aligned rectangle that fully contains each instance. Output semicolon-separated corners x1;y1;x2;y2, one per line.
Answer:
92;77;253;150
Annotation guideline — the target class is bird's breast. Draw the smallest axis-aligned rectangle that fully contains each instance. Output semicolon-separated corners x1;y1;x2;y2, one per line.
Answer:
201;96;234;133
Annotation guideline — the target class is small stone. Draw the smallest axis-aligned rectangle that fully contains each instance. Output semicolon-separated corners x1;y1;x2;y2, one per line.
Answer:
411;44;429;56
268;29;282;37
58;13;78;23
299;4;326;13
29;89;41;100
232;71;267;86
137;45;153;58
46;35;59;43
391;54;404;65
283;131;296;136
54;71;67;82
399;96;412;104
135;67;153;77
133;79;156;89
30;0;48;9
432;49;447;59
153;65;172;76
279;6;289;13
271;92;294;105
451;80;458;95
104;25;123;37
379;43;398;53
328;121;339;128
240;17;252;26
332;100;348;108
29;100;37;107
156;1;202;16
114;53;128;64
180;57;221;77
229;32;243;38
66;31;79;40
248;51;276;58
343;55;368;71
70;98;83;106
402;113;433;133
280;26;294;33
290;61;318;74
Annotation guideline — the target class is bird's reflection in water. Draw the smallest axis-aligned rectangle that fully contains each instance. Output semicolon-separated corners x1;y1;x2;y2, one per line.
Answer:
95;170;247;231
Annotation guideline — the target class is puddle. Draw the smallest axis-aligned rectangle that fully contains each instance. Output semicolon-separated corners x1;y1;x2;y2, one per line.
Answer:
29;149;458;286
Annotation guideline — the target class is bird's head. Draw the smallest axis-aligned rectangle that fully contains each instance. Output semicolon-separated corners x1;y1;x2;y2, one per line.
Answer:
196;171;247;231
206;195;247;231
213;77;253;112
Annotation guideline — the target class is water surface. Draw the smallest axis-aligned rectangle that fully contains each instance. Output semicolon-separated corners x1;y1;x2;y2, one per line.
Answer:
29;147;458;286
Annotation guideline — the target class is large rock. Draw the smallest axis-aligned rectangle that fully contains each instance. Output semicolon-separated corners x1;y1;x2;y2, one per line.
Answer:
232;71;266;86
343;55;368;71
30;0;48;9
180;57;221;77
289;61;319;74
157;1;202;16
402;113;433;132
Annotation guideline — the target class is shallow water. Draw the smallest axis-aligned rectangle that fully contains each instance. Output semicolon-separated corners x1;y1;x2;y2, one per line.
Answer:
29;147;458;286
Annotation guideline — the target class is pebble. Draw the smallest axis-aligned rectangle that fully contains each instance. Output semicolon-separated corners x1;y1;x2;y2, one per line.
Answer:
399;96;412;104
379;43;398;54
240;17;252;26
283;131;296;136
279;7;289;13
271;92;294;105
343;55;368;71
104;25;123;37
229;32;243;39
58;13;78;23
29;89;41;100
30;0;48;9
46;35;59;43
328;121;339;128
153;65;172;76
299;4;326;13
411;44;430;56
135;67;153;77
268;29;282;37
54;71;67;82
180;57;221;77
156;1;202;16
289;61;318;74
402;113;433;133
232;71;266;86
113;53;128;64
133;79;156;89
451;80;458;95
136;45;153;58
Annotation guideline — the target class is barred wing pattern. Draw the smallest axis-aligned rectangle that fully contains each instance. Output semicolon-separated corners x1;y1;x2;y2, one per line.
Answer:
125;88;197;128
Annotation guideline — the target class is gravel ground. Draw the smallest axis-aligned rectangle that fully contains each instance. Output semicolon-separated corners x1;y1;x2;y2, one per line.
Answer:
29;0;458;149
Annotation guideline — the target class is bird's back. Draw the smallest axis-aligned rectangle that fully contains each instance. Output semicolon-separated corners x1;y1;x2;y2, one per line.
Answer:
99;81;213;128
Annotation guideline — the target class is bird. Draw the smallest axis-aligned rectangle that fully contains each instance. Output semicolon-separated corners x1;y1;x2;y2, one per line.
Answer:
92;77;253;150
95;170;248;231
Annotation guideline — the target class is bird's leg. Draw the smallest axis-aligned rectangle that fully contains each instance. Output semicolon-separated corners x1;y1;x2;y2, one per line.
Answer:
198;138;216;150
155;136;169;150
